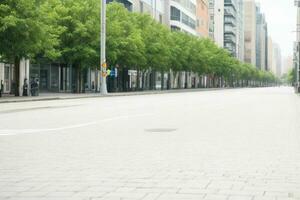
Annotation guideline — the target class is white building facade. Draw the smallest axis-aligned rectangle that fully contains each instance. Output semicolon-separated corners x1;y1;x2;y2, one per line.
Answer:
209;0;224;47
0;59;30;95
169;0;197;35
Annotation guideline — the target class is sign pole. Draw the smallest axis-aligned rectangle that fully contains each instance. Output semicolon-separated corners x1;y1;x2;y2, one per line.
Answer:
100;0;108;94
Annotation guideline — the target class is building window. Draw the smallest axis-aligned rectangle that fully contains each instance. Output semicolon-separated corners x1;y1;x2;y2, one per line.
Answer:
171;6;181;21
181;12;196;29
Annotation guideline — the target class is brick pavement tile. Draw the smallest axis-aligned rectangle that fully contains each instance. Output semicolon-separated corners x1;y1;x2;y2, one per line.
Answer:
203;194;229;200
178;188;213;195
101;192;147;199
157;193;206;200
218;189;264;196
135;187;179;194
228;195;254;200
253;197;276;200
141;193;162;200
264;191;290;198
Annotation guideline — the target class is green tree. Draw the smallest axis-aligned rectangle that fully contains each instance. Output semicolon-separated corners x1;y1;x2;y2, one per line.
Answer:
55;0;100;92
0;0;61;95
107;3;146;69
288;68;296;85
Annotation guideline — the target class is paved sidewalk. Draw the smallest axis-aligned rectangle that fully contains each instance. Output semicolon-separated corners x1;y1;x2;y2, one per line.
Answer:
0;88;228;104
1;87;299;200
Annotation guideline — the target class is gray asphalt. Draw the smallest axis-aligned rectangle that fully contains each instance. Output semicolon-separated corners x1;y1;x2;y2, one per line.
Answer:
0;87;300;200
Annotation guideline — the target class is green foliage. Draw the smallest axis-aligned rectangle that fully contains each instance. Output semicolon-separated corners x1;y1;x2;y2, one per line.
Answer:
286;68;296;84
55;0;100;68
107;3;146;69
0;0;277;84
0;0;61;61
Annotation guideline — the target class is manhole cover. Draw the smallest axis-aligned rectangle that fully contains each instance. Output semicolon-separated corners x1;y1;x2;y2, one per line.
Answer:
145;128;177;133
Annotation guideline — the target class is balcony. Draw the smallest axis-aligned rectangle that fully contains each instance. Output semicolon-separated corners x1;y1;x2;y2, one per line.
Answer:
224;0;237;10
224;17;237;26
224;7;237;18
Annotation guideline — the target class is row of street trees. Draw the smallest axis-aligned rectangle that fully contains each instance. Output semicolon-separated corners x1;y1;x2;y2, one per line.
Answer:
0;1;277;94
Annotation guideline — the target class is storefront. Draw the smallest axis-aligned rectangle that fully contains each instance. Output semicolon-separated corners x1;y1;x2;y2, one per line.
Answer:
30;63;71;93
30;63;98;93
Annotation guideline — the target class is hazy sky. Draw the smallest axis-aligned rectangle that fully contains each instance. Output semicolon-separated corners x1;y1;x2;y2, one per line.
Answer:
257;0;296;57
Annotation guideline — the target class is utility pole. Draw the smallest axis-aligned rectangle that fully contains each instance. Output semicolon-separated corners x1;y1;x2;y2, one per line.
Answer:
100;0;108;94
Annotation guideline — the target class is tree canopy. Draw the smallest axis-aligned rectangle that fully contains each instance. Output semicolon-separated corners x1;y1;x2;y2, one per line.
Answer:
0;1;277;89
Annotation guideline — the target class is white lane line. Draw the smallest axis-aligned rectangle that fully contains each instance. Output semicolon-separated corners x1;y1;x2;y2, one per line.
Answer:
0;113;153;136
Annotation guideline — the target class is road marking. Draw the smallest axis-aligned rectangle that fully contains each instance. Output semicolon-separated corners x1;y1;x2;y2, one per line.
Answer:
0;114;153;136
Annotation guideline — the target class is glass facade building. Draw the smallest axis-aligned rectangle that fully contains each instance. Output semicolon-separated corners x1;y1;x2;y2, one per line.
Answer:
224;0;237;57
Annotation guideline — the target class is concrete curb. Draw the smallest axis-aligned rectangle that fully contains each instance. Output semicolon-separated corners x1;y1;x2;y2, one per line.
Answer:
0;88;242;104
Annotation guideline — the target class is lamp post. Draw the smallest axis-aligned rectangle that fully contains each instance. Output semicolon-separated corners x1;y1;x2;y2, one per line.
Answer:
100;0;108;94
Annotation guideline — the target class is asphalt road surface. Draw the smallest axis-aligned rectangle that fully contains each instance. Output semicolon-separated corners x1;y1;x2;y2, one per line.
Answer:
0;87;300;200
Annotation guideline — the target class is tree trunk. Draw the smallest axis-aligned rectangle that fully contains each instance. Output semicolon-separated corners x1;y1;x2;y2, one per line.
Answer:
167;70;171;90
14;57;20;96
185;71;188;89
151;70;156;90
161;71;164;90
136;69;141;91
178;72;182;89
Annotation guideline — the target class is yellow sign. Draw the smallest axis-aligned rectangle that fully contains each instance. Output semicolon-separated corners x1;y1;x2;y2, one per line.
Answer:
101;62;107;68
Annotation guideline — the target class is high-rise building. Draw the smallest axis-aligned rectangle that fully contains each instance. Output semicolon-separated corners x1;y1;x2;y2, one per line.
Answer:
132;0;167;24
236;0;244;61
209;0;243;59
209;0;224;47
243;0;256;66
196;0;209;37
224;0;238;57
273;43;282;77
282;56;293;75
169;0;197;35
108;0;169;25
255;4;268;70
267;36;274;72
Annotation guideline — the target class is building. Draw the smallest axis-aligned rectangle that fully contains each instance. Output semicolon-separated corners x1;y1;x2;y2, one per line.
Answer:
169;0;197;35
0;59;30;95
209;0;224;47
244;0;256;66
208;0;244;59
132;0;168;24
236;0;244;61
255;4;268;70
267;36;274;72
273;43;282;77
268;40;282;77
0;63;14;94
196;0;209;37
282;56;293;75
223;0;238;56
107;0;133;11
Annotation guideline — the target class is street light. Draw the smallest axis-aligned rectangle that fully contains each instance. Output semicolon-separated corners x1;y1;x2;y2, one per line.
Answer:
100;0;108;94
